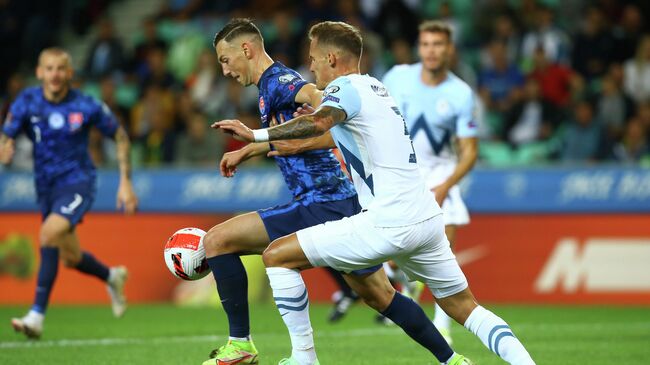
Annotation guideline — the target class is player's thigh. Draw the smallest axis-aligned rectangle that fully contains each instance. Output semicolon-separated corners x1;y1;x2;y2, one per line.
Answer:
342;268;395;311
392;215;468;300
40;213;72;246
263;233;312;270
296;213;396;273
203;211;270;256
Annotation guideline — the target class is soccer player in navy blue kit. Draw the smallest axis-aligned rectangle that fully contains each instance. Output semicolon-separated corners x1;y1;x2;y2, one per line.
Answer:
201;19;462;365
0;48;138;339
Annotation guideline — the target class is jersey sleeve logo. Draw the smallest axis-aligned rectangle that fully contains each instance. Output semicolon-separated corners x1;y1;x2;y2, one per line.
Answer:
48;112;65;129
278;74;297;84
259;96;266;114
323;85;340;97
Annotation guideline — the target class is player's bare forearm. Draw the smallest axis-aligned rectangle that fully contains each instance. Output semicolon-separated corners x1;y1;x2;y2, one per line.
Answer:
269;132;336;157
115;127;132;181
268;107;345;141
242;142;271;159
294;83;323;108
442;137;478;188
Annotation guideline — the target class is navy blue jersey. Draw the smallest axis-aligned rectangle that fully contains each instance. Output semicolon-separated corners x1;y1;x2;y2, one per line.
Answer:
3;87;118;193
257;62;355;203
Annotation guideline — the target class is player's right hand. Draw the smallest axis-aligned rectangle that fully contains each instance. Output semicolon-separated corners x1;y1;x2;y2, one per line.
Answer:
293;103;316;118
0;138;15;165
220;150;245;177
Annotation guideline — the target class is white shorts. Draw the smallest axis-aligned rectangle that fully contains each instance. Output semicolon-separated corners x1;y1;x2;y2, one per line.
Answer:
421;165;470;226
297;212;468;299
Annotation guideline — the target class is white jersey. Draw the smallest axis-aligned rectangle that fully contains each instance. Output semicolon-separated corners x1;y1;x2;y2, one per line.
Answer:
382;64;478;170
320;74;441;227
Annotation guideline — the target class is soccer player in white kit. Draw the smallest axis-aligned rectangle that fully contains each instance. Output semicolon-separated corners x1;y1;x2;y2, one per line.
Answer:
382;20;478;343
216;21;535;365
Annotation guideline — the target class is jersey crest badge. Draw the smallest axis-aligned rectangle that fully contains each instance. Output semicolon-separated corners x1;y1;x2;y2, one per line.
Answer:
68;112;84;131
48;112;65;129
259;96;266;114
278;74;296;84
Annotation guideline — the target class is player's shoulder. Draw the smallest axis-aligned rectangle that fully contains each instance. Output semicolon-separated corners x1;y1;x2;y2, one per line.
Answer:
384;63;419;79
446;72;473;100
265;62;304;84
14;86;42;102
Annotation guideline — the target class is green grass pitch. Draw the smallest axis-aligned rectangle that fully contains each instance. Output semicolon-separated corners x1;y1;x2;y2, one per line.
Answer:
1;304;649;364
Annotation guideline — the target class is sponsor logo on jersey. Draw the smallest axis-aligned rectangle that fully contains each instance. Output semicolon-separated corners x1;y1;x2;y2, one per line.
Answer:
371;84;389;97
323;95;340;103
68;112;84;131
259;96;266;114
323;85;340;96
278;73;297;84
48;112;65;129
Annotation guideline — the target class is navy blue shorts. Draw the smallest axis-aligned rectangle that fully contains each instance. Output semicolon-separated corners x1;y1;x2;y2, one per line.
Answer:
257;195;381;276
38;183;95;227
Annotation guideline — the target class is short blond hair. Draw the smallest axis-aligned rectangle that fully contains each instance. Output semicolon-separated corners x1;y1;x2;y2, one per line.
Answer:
309;21;363;58
38;47;72;66
419;20;452;41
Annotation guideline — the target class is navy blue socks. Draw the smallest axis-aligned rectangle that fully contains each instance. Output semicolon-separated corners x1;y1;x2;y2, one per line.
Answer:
381;292;454;363
75;251;110;281
207;254;250;338
32;247;60;314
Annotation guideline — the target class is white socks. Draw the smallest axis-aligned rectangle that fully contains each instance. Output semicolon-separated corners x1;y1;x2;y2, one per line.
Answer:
266;267;318;365
464;305;535;365
433;302;452;333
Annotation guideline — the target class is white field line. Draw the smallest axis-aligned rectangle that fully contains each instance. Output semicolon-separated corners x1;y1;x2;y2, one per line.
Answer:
1;322;649;350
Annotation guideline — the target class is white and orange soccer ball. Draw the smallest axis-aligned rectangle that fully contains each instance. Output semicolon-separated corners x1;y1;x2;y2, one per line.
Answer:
163;228;210;281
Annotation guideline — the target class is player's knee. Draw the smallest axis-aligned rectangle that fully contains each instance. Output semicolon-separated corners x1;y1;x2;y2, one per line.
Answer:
262;242;287;268
39;227;64;247
359;284;395;311
203;225;236;256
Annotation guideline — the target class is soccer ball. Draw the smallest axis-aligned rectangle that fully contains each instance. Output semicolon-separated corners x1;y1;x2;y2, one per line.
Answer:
164;228;210;281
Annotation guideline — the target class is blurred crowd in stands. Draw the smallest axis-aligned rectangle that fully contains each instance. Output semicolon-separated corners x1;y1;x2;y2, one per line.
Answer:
2;0;650;169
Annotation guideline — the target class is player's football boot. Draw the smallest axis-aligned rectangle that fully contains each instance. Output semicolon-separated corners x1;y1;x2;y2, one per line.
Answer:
203;339;259;365
446;353;473;365
327;293;358;323
107;266;128;318
278;358;320;365
11;311;43;339
401;280;425;303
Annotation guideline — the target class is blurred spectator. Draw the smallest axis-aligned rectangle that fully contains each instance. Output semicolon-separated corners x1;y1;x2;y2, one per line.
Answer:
529;46;580;108
185;49;221;115
175;113;224;167
571;5;615;82
300;0;338;31
373;0;419;46
521;5;571;65
502;78;558;147
480;15;520;69
596;72;635;142
157;0;204;21
611;117;649;162
137;107;176;166
131;17;168;76
478;39;524;113
0;72;31;171
623;35;650;104
83;18;125;80
612;4;645;63
437;1;462;45
388;38;413;67
560;99;603;163
474;0;518;44
139;47;178;91
636;101;650;142
267;11;301;68
131;85;176;140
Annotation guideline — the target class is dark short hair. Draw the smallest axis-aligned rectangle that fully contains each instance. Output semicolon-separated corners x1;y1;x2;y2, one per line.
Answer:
308;21;362;58
418;20;453;41
213;18;263;48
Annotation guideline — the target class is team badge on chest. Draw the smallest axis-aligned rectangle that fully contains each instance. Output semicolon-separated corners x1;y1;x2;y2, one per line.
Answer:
68;112;84;132
48;112;65;129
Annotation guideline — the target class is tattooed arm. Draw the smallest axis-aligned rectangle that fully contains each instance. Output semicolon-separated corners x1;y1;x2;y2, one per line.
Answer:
213;106;347;143
114;126;138;214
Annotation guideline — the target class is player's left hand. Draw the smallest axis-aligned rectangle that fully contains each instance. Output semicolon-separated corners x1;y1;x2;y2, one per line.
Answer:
212;119;255;142
117;181;138;215
431;184;449;207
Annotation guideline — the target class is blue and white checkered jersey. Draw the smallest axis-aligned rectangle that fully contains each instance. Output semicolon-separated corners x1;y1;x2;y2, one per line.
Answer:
3;87;119;194
383;64;478;169
257;62;356;203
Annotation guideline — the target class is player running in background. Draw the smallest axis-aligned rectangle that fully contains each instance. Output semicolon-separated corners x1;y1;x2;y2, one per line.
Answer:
216;21;535;365
382;20;479;343
202;18;463;365
0;48;138;339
